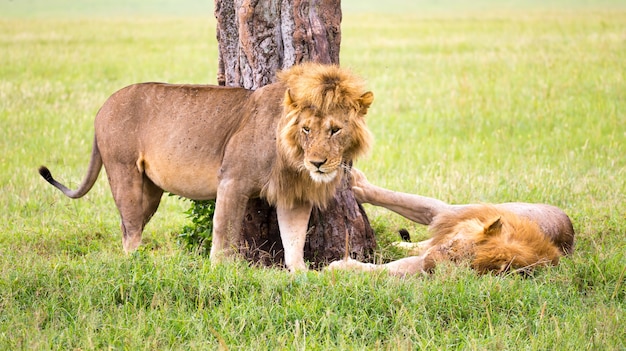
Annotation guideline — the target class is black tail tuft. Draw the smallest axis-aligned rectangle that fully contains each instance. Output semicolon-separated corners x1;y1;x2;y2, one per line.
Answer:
39;166;54;183
398;228;411;242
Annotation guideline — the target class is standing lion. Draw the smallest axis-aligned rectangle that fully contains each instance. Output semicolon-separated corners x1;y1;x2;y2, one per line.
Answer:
39;63;374;272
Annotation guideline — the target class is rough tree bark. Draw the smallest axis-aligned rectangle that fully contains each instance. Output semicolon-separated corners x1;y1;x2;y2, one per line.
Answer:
214;0;375;269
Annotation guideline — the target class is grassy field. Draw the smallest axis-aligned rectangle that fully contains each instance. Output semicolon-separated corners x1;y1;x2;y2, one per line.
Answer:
1;1;625;349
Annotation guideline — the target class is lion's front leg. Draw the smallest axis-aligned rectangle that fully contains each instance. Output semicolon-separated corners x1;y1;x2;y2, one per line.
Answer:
351;168;450;226
210;180;249;264
276;202;313;272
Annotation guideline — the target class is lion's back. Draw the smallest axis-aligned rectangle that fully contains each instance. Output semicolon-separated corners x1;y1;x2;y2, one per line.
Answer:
96;83;254;135
92;82;284;200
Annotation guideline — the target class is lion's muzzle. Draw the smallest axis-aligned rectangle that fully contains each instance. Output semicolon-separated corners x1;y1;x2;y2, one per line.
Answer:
305;158;339;183
309;169;338;183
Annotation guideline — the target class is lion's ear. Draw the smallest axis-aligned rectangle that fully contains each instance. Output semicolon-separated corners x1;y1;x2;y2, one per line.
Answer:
483;217;503;237
358;91;374;115
284;89;297;109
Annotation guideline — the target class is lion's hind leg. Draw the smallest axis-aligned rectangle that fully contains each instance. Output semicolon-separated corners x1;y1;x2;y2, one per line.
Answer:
106;165;164;253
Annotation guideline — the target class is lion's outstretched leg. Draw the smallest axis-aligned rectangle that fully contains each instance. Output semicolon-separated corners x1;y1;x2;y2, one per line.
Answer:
277;203;313;272
106;165;164;253
351;168;451;225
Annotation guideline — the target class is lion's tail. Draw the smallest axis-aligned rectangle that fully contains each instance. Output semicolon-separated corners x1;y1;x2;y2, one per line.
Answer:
39;136;103;199
398;228;411;242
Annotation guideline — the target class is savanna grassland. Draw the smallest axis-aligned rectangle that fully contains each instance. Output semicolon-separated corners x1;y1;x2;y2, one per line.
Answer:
1;1;625;349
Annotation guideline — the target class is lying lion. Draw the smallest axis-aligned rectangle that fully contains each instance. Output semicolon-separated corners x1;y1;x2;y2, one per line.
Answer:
327;169;575;276
39;63;374;272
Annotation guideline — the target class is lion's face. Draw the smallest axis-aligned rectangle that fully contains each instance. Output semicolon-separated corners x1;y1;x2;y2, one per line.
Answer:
263;63;374;209
280;92;373;184
296;107;353;183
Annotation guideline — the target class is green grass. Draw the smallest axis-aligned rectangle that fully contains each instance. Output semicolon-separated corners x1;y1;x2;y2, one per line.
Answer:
1;1;625;349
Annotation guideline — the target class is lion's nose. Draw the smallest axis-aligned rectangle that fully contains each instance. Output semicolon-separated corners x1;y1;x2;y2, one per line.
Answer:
310;160;326;169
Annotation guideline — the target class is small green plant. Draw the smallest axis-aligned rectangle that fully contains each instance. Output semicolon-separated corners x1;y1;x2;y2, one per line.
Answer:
177;199;215;255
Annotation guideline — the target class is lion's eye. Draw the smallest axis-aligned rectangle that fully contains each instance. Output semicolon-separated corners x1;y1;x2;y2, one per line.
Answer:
302;127;310;135
331;127;341;136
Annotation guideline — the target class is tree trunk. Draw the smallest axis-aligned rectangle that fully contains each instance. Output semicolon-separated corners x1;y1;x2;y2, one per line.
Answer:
214;0;375;269
215;0;341;89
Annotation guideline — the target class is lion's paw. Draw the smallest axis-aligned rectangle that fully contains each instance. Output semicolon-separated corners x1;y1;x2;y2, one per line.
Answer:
326;258;376;272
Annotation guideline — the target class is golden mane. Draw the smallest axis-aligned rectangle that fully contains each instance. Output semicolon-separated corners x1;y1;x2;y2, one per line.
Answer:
429;205;562;274
262;63;374;209
277;63;371;113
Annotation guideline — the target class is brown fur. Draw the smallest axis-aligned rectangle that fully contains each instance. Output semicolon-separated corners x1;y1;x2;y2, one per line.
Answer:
327;168;573;276
327;205;562;276
39;63;373;271
427;205;561;274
